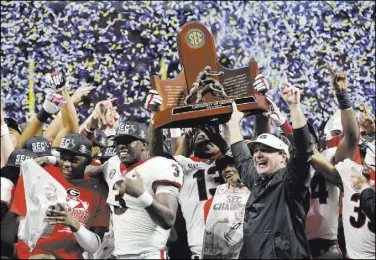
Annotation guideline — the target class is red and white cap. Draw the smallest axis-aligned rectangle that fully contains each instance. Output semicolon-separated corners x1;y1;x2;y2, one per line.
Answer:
247;133;290;159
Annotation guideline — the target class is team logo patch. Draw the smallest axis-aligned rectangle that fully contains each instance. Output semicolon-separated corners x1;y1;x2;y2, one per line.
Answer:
186;28;205;49
109;169;116;179
260;134;267;139
139;130;146;139
78;145;88;155
99;137;107;146
67;188;80;198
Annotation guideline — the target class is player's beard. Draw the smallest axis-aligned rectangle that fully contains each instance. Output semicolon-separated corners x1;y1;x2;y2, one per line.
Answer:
194;140;220;159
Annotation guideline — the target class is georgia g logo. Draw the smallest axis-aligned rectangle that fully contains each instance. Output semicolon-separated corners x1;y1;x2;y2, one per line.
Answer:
67;188;80;198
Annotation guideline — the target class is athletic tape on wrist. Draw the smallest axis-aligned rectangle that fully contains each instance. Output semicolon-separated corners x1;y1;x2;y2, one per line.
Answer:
47;156;57;165
335;93;352;110
137;191;153;208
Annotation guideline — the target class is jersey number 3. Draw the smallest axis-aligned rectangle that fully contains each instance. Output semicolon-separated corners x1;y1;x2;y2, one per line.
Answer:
113;180;128;215
350;193;375;233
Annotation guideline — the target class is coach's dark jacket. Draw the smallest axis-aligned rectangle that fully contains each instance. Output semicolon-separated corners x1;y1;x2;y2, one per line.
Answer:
231;125;312;259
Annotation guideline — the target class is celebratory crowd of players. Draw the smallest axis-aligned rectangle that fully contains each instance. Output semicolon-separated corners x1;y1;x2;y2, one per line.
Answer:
0;63;375;259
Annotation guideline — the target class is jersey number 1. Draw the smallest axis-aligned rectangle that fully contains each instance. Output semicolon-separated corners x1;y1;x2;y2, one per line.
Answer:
193;166;222;201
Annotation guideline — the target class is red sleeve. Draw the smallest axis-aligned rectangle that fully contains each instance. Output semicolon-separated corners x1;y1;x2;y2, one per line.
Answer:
204;197;214;224
92;194;110;228
9;174;26;216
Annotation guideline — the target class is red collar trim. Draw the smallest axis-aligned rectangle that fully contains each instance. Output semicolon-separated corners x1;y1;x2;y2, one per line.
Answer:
190;152;222;163
120;156;155;173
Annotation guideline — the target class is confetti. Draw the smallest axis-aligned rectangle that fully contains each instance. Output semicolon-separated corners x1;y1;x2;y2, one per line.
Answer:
0;1;374;137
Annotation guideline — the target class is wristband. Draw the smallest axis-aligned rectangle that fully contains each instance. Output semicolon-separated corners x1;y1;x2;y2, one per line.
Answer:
47;156;57;166
170;128;182;138
1;125;10;137
137;191;153;208
36;107;52;123
281;120;293;135
335;93;352;110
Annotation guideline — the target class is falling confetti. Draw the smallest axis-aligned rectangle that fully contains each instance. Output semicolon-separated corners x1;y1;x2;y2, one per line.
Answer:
0;1;374;137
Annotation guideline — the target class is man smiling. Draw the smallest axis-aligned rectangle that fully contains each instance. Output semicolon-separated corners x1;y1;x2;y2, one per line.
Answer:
223;76;313;259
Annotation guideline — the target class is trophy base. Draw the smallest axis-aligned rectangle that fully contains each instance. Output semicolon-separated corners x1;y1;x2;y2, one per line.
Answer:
152;94;269;129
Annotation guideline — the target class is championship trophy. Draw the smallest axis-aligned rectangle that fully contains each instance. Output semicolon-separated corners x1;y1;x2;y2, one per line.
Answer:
150;21;270;129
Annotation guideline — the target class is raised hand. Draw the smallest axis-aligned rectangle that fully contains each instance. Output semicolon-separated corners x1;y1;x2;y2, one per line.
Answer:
227;101;245;127
71;85;93;104
280;73;300;106
95;98;117;113
145;89;162;112
253;74;269;94
45;72;67;93
327;63;348;93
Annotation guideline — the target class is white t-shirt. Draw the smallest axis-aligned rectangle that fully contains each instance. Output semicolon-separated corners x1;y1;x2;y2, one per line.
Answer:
175;155;222;256
203;183;250;259
102;156;183;255
335;159;375;259
306;148;340;241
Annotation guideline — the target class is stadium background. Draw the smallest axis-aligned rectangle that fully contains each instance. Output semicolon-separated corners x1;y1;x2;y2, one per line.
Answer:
1;1;375;136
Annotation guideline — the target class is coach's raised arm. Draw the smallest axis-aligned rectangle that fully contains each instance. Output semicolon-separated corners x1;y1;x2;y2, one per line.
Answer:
222;74;313;259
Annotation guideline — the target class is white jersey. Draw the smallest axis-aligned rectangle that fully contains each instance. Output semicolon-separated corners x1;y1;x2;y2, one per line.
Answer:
335;159;375;259
306;148;340;241
102;156;183;256
175;155;222;256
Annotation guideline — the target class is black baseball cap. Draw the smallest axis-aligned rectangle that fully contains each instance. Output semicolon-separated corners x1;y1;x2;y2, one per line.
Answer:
23;136;52;157
215;155;235;171
56;133;92;157
99;145;117;159
92;129;108;148
4;118;22;134
113;121;148;143
5;149;38;167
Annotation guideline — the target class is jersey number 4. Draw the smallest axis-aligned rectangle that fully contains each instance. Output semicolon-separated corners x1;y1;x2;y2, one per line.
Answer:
350;193;375;233
310;174;329;204
193;166;222;201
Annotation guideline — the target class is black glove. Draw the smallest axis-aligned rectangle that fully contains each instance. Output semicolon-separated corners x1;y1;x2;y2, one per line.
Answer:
198;123;229;153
